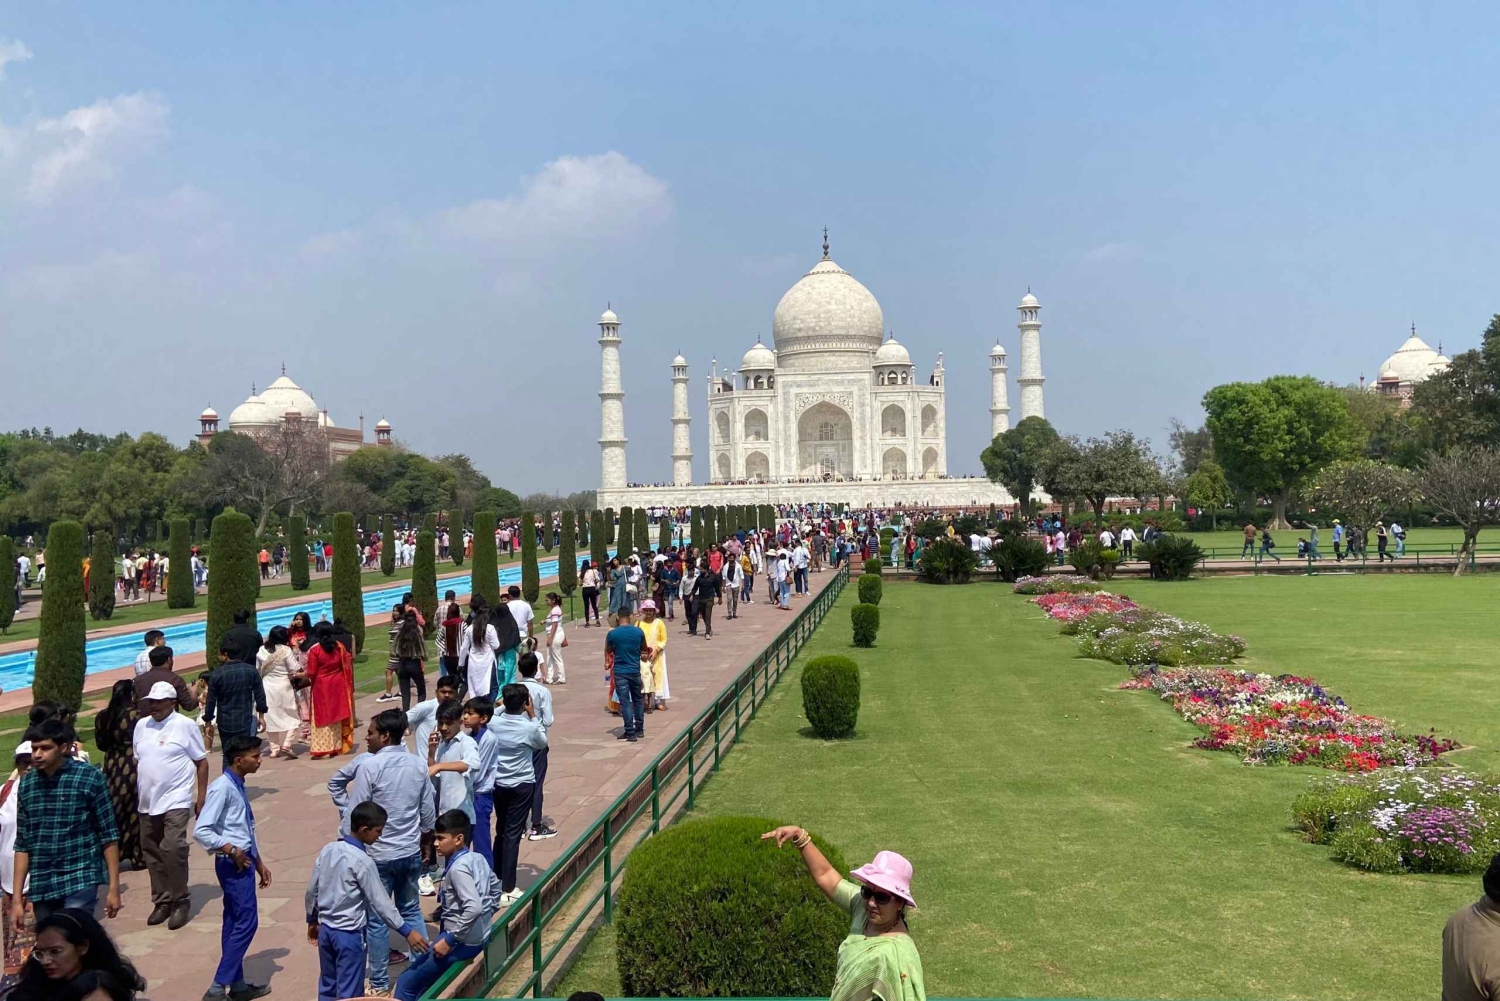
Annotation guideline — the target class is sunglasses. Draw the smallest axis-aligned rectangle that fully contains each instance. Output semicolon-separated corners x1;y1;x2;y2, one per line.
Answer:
860;886;894;906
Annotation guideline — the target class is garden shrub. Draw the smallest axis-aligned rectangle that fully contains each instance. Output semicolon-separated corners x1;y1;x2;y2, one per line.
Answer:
605;507;616;545
470;510;499;606
520;511;540;604
1136;534;1204;581
851;603;880;647
1069;539;1121;581
1291;778;1379;843
287;514;309;591
690;508;702;550
34;519;86;707
863;557;883;577
634;507;649;554
917;537;978;584
448;512;464;566
952;513;983;537
205;508;259;663
88;530;116;620
801;655;860;738
996;537;1050;582
168;518;195;608
330;511;364;653
657;514;671;553
879;526;894;556
619;507;633;551
590;510;608;571
380;513;396;576
616;816;847;997
576;508;589;547
912;518;947;540
857;573;883;605
0;536;15;633
413;528;438;637
559;511;577;596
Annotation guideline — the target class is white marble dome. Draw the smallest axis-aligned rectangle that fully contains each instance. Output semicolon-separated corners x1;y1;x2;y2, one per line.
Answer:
1019;291;1039;308
772;256;885;365
989;341;1007;359
1379;334;1450;384
873;333;911;366
228;394;277;427
259;375;320;419
740;338;776;370
600;308;619;324
200;406;219;419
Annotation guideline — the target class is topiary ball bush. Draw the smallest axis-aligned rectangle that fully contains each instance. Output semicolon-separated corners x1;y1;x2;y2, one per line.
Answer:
857;573;883;605
802;655;860;739
616;816;848;997
851;602;880;648
863;557;884;577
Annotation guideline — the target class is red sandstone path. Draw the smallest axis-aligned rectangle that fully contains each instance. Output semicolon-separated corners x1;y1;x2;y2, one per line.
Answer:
114;572;837;1001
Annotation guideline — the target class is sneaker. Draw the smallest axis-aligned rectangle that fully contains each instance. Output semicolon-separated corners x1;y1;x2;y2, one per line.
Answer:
418;874;437;897
616;731;631;740
500;889;524;907
529;825;559;841
229;985;272;1001
376;693;401;703
388;949;408;965
627;733;640;742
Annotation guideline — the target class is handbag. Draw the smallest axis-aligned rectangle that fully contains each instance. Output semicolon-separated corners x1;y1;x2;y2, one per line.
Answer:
290;672;312;691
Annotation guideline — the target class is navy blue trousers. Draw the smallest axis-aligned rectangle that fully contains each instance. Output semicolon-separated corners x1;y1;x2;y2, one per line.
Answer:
214;855;258;989
318;924;367;1001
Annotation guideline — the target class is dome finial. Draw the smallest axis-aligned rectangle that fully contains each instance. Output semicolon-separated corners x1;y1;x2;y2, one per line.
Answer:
822;226;830;260
1412;321;1417;336
281;361;286;376
251;382;256;395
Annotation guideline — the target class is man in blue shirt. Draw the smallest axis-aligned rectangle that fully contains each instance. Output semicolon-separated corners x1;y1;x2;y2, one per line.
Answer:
517;653;556;842
605;611;653;742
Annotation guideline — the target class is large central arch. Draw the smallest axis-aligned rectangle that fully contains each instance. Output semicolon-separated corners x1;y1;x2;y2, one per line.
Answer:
797;401;853;479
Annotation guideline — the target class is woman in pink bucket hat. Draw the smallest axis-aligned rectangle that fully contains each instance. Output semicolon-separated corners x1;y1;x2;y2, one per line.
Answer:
763;824;925;1001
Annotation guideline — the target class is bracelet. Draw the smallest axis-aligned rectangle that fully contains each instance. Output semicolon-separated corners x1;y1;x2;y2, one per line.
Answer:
792;832;812;849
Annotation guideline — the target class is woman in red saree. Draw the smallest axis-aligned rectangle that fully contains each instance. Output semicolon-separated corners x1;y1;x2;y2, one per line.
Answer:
304;623;355;758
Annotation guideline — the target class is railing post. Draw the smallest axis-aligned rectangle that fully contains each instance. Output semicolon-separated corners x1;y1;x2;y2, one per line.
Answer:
532;897;543;998
602;814;614;923
651;762;661;830
687;723;697;811
733;678;741;743
713;702;722;770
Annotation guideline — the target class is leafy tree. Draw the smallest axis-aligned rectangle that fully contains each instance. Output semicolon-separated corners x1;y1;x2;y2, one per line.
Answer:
380;514;396;576
1309;459;1420;540
1168;419;1214;478
558;511;578;596
329;511;364;652
658;514;672;552
87;530;116;620
413;526;438;637
1184;459;1233;530
470;510;499;606
205;508;258;663
605;507;616;545
193;427;330;536
34;519;87;706
1203;375;1364;528
448;511;464;566
1038;430;1159;524
981;416;1061;518
0;536;15;633
168;518;195;608
520;510;540;604
1420;447;1500;574
590;510;608;571
634;507;650;554
1410;314;1500;453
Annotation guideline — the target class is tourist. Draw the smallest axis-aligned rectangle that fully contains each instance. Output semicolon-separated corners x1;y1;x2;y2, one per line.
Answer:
133;682;208;931
579;560;601;628
428;702;479;822
1307;522;1322;561
132;631;166;677
392;608;429;712
120;552;138;602
516;656;556;842
507;585;534;649
607;557;629;626
1443;853;1500;1001
680;560;701;637
304;625;356;760
693;559;721;640
193;734;270;1001
777;548;793;610
459;598;501;699
257;547;270;581
204;644;267;767
658;556;681;621
639;602;669;712
1241;522;1256;559
494;594;523;690
220;610;263;667
605;610;651;742
327;710;435;994
1255;528;1279;563
487;684;547;904
91;683;144;873
378;603;406;704
7;909;145;1001
740;548;755;605
462;696;501;868
795;538;811;595
11;719;121;923
542;592;567;684
305;801;428;1001
404;675;460;760
722;551;741;619
1375;521;1392;562
0;742;35;992
256;626;302;760
1391;519;1406;556
436;600;463;683
392;810;499;1001
762;825;924;1001
1332;520;1345;561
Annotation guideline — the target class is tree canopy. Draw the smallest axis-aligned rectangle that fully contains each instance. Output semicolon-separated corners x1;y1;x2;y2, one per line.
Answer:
1308;459;1419;535
980;417;1060;517
1038;430;1161;522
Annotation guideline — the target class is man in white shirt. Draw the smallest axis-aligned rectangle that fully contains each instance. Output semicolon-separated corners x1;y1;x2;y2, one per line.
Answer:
1099;528;1115;549
1118;526;1137;559
134;681;209;930
505;585;534;642
133;630;167;677
16;554;29;588
1390;521;1405;557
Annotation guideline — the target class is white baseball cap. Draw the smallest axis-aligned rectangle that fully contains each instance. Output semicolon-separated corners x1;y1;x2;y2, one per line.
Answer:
146;681;178;700
13;741;31;757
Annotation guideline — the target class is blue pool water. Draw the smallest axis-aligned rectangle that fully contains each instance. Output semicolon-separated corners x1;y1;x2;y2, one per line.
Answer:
0;554;592;693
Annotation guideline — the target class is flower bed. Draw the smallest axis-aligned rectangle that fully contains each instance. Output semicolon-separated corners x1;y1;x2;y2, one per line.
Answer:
1122;666;1459;771
1032;591;1137;626
1012;574;1102;595
1292;769;1499;872
1075;611;1246;665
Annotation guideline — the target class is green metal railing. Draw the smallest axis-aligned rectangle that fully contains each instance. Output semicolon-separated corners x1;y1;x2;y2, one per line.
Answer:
424;564;851;1000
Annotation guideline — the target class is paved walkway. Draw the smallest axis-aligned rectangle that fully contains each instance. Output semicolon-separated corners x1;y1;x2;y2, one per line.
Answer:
116;572;837;1001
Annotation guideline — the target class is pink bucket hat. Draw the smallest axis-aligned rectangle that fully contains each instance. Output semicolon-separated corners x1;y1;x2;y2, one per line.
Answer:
850;850;917;908
638;599;657;611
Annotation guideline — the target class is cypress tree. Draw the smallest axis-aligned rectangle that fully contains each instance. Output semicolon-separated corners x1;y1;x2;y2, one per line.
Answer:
618;507;633;553
705;505;718;546
449;512;464;567
88;530;116;621
658;515;672;553
328;511;364;653
205;508;258;664
590;510;608;571
761;505;775;532
690;507;702;549
634;507;649;554
520;510;540;604
413;526;438;638
194;518;207;543
168;518;195;608
559;511;578;596
605;508;616;545
577;508;589;546
380;514;396;576
543;512;553;553
34;520;87;707
288;514;310;591
470;510;498;606
0;536;15;634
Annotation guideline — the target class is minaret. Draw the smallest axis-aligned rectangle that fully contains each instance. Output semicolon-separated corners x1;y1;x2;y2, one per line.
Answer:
671;353;692;485
988;342;1011;437
598;306;627;491
1017;289;1045;421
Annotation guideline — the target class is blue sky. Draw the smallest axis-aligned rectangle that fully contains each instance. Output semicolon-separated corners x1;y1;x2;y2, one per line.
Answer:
3;3;1498;491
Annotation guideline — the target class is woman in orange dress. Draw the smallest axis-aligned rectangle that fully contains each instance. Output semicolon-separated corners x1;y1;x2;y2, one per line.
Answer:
304;623;355;758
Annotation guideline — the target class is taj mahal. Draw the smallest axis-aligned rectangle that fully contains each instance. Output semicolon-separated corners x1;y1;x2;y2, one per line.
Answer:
594;233;1029;511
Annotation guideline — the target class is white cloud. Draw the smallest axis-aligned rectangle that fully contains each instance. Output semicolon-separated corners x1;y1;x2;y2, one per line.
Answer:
0;38;32;80
25;91;169;202
1083;241;1142;262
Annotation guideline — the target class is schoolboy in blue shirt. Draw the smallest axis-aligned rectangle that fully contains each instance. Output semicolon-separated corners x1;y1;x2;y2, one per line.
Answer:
461;696;502;868
394;809;501;1001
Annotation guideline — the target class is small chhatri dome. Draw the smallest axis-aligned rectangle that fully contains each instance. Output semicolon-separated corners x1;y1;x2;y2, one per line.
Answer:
873;331;912;366
989;341;1007;359
1019;290;1039;308
599;306;619;324
671;354;688;367
374;418;392;430
200;406;219;419
1379;326;1450;384
741;336;777;371
228;391;277;427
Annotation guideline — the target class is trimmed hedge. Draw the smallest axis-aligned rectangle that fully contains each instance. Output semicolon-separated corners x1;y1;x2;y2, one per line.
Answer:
168;518;195;608
634;507;650;555
288;514;309;591
205;508;258;664
542;513;553;553
619;507;633;551
88;530;116;620
558;511;577;596
690;507;702;550
470;510;499;606
330;511;364;653
605;507;616;545
413;528;438;637
863;557;884;577
801;655;860;739
34;519;87;707
857;573;883;605
616;816;847;997
851;603;880;648
590;510;608;572
702;505;716;546
448;512;464;567
657;515;672;553
760;505;775;531
380;514;396;576
576;508;589;546
0;536;16;633
520;511;540;604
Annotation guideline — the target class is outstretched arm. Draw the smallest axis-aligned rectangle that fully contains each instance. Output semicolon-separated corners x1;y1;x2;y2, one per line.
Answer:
762;825;841;901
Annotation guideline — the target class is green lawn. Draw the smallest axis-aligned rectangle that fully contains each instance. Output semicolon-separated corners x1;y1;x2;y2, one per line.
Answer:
558;573;1500;1000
